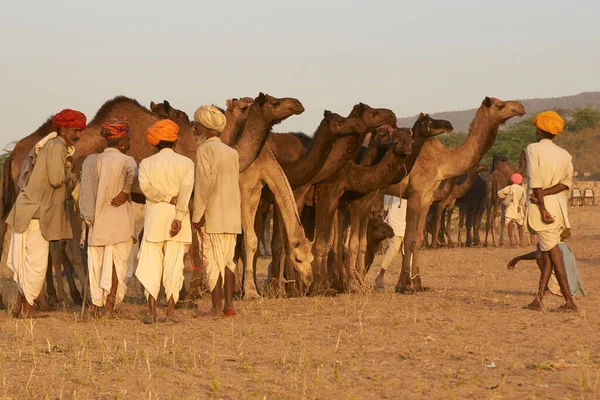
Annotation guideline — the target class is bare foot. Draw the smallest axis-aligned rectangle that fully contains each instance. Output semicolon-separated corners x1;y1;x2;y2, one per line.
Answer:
551;303;578;313
142;314;158;324
221;309;237;318
191;309;221;318
160;314;181;323
523;299;543;311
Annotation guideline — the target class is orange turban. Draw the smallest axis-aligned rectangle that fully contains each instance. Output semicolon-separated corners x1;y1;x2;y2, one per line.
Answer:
100;117;129;140
52;109;87;130
511;173;523;185
532;111;564;135
147;119;179;146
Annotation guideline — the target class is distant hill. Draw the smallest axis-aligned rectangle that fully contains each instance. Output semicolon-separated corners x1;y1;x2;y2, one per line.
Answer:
397;92;600;132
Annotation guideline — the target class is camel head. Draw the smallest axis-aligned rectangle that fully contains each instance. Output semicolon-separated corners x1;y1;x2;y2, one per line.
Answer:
349;103;397;131
288;239;314;287
489;154;509;172
323;110;367;137
390;128;414;156
470;164;489;176
255;92;305;125
367;216;394;244
225;97;254;128
150;100;191;125
414;113;454;137
480;97;526;125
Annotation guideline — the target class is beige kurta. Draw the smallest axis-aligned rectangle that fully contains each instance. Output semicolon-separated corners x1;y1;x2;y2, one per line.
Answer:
138;148;195;243
498;184;526;225
6;136;73;241
88;148;138;246
192;137;242;234
526;139;573;251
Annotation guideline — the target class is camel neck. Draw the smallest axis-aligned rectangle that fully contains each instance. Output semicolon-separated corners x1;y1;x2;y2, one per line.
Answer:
233;104;271;172
346;148;407;194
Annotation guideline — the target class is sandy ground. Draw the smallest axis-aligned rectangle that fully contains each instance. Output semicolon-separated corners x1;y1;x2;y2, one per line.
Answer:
0;206;599;399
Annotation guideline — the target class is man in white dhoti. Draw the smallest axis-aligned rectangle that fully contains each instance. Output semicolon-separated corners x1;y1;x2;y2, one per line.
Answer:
525;111;577;312
136;120;194;323
6;108;86;317
191;105;241;318
374;195;408;289
498;173;526;247
80;117;138;316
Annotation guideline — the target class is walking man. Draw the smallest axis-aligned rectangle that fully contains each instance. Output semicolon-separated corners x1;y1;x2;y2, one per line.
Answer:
374;195;408;289
191;105;241;318
525;111;577;312
80;117;138;316
136;120;194;323
6;108;86;317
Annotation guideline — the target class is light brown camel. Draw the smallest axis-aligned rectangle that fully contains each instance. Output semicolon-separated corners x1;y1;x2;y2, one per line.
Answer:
237;109;367;298
311;127;416;290
386;97;525;294
343;114;454;289
483;152;527;247
0;96;198;306
430;164;489;249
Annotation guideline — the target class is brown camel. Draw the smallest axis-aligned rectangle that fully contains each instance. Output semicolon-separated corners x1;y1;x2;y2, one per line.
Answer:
343;114;455;289
455;174;488;247
364;216;394;273
483;152;527;247
431;164;489;249
311;127;415;290
386;97;525;294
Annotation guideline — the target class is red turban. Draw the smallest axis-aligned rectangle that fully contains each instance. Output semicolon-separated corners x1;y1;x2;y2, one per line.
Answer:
100;117;130;140
52;109;87;130
147;119;179;146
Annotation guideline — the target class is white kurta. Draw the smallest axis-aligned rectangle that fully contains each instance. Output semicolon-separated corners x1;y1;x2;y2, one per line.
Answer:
383;195;407;237
498;184;526;225
526;139;573;251
136;148;195;302
7;220;49;305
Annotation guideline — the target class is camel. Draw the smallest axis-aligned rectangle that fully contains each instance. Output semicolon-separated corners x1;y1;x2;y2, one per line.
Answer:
364;216;394;273
387;97;525;294
311;127;416;290
430;164;489;249
342;114;455;289
455;174;488;247
483;152;527;247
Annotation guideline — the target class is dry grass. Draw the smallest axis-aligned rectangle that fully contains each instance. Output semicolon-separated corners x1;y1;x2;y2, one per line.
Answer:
0;207;599;399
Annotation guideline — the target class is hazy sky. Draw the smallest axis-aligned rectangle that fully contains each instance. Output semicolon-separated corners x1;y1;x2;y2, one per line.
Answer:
1;0;599;150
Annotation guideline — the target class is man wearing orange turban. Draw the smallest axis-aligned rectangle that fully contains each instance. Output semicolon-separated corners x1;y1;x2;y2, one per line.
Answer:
81;117;138;316
136;119;194;323
498;173;526;247
524;110;577;312
6;108;86;317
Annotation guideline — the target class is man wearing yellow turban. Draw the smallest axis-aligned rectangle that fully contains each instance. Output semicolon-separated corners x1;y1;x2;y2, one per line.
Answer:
524;110;577;312
136;120;195;323
191;105;241;318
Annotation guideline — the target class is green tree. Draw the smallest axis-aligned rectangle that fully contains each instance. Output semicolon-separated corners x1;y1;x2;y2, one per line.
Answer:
565;106;600;132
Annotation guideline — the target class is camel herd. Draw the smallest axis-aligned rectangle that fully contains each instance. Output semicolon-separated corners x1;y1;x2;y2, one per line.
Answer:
0;93;526;306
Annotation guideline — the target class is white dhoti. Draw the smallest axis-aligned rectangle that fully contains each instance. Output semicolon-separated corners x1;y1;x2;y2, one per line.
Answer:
536;227;563;252
7;220;50;305
87;238;133;307
201;229;237;292
380;236;403;271
135;239;187;303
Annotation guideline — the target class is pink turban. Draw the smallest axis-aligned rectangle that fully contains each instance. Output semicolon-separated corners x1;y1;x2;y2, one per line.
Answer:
511;173;523;185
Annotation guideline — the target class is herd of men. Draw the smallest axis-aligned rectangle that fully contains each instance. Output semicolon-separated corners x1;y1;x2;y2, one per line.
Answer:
5;105;241;322
1;108;586;319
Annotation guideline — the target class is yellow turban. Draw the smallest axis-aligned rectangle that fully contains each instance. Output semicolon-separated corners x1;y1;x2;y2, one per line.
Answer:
147;119;179;146
532;111;564;135
194;105;226;133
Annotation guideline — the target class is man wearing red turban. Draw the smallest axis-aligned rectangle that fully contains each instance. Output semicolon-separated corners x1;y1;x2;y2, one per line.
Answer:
136;120;194;323
498;173;526;247
80;117;138;316
6;108;86;317
525;111;577;312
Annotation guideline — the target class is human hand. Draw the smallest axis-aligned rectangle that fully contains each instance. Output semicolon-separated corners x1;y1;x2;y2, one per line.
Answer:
540;207;555;224
65;155;74;166
191;222;198;232
111;191;128;207
170;220;182;237
529;192;539;204
170;195;179;205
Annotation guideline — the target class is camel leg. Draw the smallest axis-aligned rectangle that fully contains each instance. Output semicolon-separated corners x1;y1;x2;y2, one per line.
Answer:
498;206;506;246
396;193;430;293
49;241;68;304
431;203;446;250
240;175;263;300
346;202;363;291
445;203;455;248
45;254;59;304
313;185;341;290
356;207;371;283
62;252;83;305
457;207;465;247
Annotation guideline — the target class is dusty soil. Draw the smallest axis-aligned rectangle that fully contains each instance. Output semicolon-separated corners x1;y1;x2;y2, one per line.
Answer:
0;206;599;399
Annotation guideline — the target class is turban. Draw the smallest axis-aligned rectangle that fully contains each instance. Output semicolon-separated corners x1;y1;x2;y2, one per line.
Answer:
100;117;130;140
146;119;179;146
52;109;87;130
194;105;226;133
511;173;523;185
532;111;564;135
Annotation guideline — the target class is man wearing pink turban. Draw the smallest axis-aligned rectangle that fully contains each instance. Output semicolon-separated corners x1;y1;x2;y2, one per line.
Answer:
498;173;526;247
524;111;577;312
6;108;86;317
